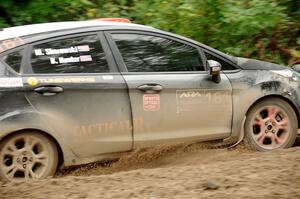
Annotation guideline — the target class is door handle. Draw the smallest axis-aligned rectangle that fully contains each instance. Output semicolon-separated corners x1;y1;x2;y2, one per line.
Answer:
137;84;163;92
33;86;64;95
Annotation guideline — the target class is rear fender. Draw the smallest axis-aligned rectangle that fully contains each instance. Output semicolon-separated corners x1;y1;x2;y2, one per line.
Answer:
0;108;77;166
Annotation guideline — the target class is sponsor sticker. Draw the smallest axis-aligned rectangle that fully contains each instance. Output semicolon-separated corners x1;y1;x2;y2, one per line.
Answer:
143;94;160;111
0;78;23;88
74;117;144;137
0;37;25;53
27;77;39;86
26;77;96;86
77;45;90;52
80;55;92;62
176;89;229;113
102;75;114;80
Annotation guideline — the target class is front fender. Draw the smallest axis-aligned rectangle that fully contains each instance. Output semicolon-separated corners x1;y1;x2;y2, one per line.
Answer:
224;70;300;144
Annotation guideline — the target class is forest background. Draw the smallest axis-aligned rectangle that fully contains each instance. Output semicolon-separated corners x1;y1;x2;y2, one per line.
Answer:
0;0;299;65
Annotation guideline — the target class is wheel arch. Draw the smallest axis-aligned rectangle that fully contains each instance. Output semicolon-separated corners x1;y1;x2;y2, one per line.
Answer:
246;94;300;128
0;128;64;169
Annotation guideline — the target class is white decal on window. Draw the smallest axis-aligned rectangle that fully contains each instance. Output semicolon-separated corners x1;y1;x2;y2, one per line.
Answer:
34;49;45;56
45;47;79;55
58;56;80;64
50;57;59;64
49;56;93;64
0;78;23;88
34;45;91;56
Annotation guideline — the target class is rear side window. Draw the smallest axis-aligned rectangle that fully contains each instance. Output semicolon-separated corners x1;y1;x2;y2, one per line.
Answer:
30;34;109;74
2;49;24;73
112;34;204;72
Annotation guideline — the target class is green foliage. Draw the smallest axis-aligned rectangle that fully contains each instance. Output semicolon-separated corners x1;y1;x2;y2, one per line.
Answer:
0;0;299;65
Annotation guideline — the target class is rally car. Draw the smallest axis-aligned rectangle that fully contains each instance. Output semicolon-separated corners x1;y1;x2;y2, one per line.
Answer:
0;18;300;181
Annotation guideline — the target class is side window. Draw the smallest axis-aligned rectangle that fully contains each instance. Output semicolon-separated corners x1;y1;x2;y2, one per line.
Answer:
30;34;109;74
204;51;237;70
2;49;24;73
112;34;204;72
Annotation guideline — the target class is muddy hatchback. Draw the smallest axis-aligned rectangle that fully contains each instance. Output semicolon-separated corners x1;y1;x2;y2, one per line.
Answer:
1;19;300;181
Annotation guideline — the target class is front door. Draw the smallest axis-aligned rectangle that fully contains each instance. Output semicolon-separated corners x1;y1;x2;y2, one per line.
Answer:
106;32;232;146
22;33;133;157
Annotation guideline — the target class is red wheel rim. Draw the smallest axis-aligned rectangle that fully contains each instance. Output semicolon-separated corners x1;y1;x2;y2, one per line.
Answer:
250;106;291;150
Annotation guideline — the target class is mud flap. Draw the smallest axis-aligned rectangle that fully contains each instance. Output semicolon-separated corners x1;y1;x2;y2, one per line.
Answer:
227;116;246;149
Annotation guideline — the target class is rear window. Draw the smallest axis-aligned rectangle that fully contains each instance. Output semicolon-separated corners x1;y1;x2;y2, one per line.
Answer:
30;34;109;74
2;49;24;73
0;37;25;54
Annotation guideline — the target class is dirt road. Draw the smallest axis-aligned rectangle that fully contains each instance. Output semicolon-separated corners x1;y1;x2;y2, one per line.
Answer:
0;141;300;199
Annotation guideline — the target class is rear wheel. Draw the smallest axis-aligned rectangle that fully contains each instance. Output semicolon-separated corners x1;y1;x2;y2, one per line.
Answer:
244;98;297;151
0;131;58;181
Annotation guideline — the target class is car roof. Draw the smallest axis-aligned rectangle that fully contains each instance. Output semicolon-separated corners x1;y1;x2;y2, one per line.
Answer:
0;20;237;66
0;20;153;41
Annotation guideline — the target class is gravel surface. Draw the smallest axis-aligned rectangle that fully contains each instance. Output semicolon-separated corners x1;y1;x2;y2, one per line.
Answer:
0;141;299;199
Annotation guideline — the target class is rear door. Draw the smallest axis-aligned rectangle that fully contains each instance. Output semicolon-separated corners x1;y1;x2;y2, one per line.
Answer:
105;31;233;146
22;32;133;157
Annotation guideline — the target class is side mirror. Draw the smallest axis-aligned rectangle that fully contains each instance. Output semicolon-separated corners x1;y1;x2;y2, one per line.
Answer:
207;60;221;83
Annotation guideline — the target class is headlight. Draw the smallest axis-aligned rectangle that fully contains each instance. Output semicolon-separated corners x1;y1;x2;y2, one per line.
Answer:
273;69;300;82
292;72;300;81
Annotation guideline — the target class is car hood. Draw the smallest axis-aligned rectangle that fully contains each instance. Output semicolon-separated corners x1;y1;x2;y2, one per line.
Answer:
235;57;285;70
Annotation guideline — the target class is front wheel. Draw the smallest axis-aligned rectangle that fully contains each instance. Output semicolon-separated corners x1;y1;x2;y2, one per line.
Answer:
0;132;58;181
244;98;297;151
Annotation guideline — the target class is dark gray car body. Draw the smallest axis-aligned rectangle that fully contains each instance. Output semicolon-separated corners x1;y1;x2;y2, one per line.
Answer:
1;21;300;167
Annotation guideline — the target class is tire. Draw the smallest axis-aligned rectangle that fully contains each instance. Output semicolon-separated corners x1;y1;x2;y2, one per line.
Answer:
244;98;297;151
0;131;58;182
